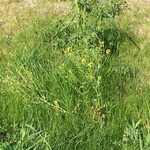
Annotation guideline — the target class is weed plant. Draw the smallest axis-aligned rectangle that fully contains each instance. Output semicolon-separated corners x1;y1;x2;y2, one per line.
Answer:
0;0;150;149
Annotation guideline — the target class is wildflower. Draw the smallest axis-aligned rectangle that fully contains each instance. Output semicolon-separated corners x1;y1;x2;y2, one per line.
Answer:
87;62;93;68
67;47;71;52
99;41;104;48
81;58;86;64
98;75;102;81
106;49;111;55
58;63;64;69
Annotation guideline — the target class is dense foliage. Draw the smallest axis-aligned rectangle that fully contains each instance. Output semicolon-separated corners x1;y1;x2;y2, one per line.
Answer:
0;0;149;149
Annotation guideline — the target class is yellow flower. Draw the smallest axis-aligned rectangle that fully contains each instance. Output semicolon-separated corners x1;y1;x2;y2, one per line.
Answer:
99;41;104;48
87;62;93;68
58;63;64;69
67;47;71;52
81;58;86;64
106;49;111;55
98;76;102;81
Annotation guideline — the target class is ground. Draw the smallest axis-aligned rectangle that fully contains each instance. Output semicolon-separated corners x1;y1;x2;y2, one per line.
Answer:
0;0;71;34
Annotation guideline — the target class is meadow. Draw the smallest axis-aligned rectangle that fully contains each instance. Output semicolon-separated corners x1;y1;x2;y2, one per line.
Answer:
0;0;150;149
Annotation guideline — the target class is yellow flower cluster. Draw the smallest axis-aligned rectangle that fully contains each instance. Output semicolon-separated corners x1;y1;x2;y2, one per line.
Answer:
99;41;104;48
81;58;86;64
87;62;93;68
106;49;111;55
98;76;102;81
59;63;64;69
81;59;94;68
67;47;71;52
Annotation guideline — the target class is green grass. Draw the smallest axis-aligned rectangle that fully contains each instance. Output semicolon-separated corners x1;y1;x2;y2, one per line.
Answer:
0;0;150;149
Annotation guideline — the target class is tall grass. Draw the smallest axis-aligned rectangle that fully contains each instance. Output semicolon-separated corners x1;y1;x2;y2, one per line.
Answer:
0;0;150;149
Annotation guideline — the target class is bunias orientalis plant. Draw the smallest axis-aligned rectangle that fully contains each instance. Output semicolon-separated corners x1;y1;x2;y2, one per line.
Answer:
48;0;128;54
70;0;128;50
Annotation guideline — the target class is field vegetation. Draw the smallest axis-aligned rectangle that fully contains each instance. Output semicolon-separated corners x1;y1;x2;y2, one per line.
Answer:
0;0;150;149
